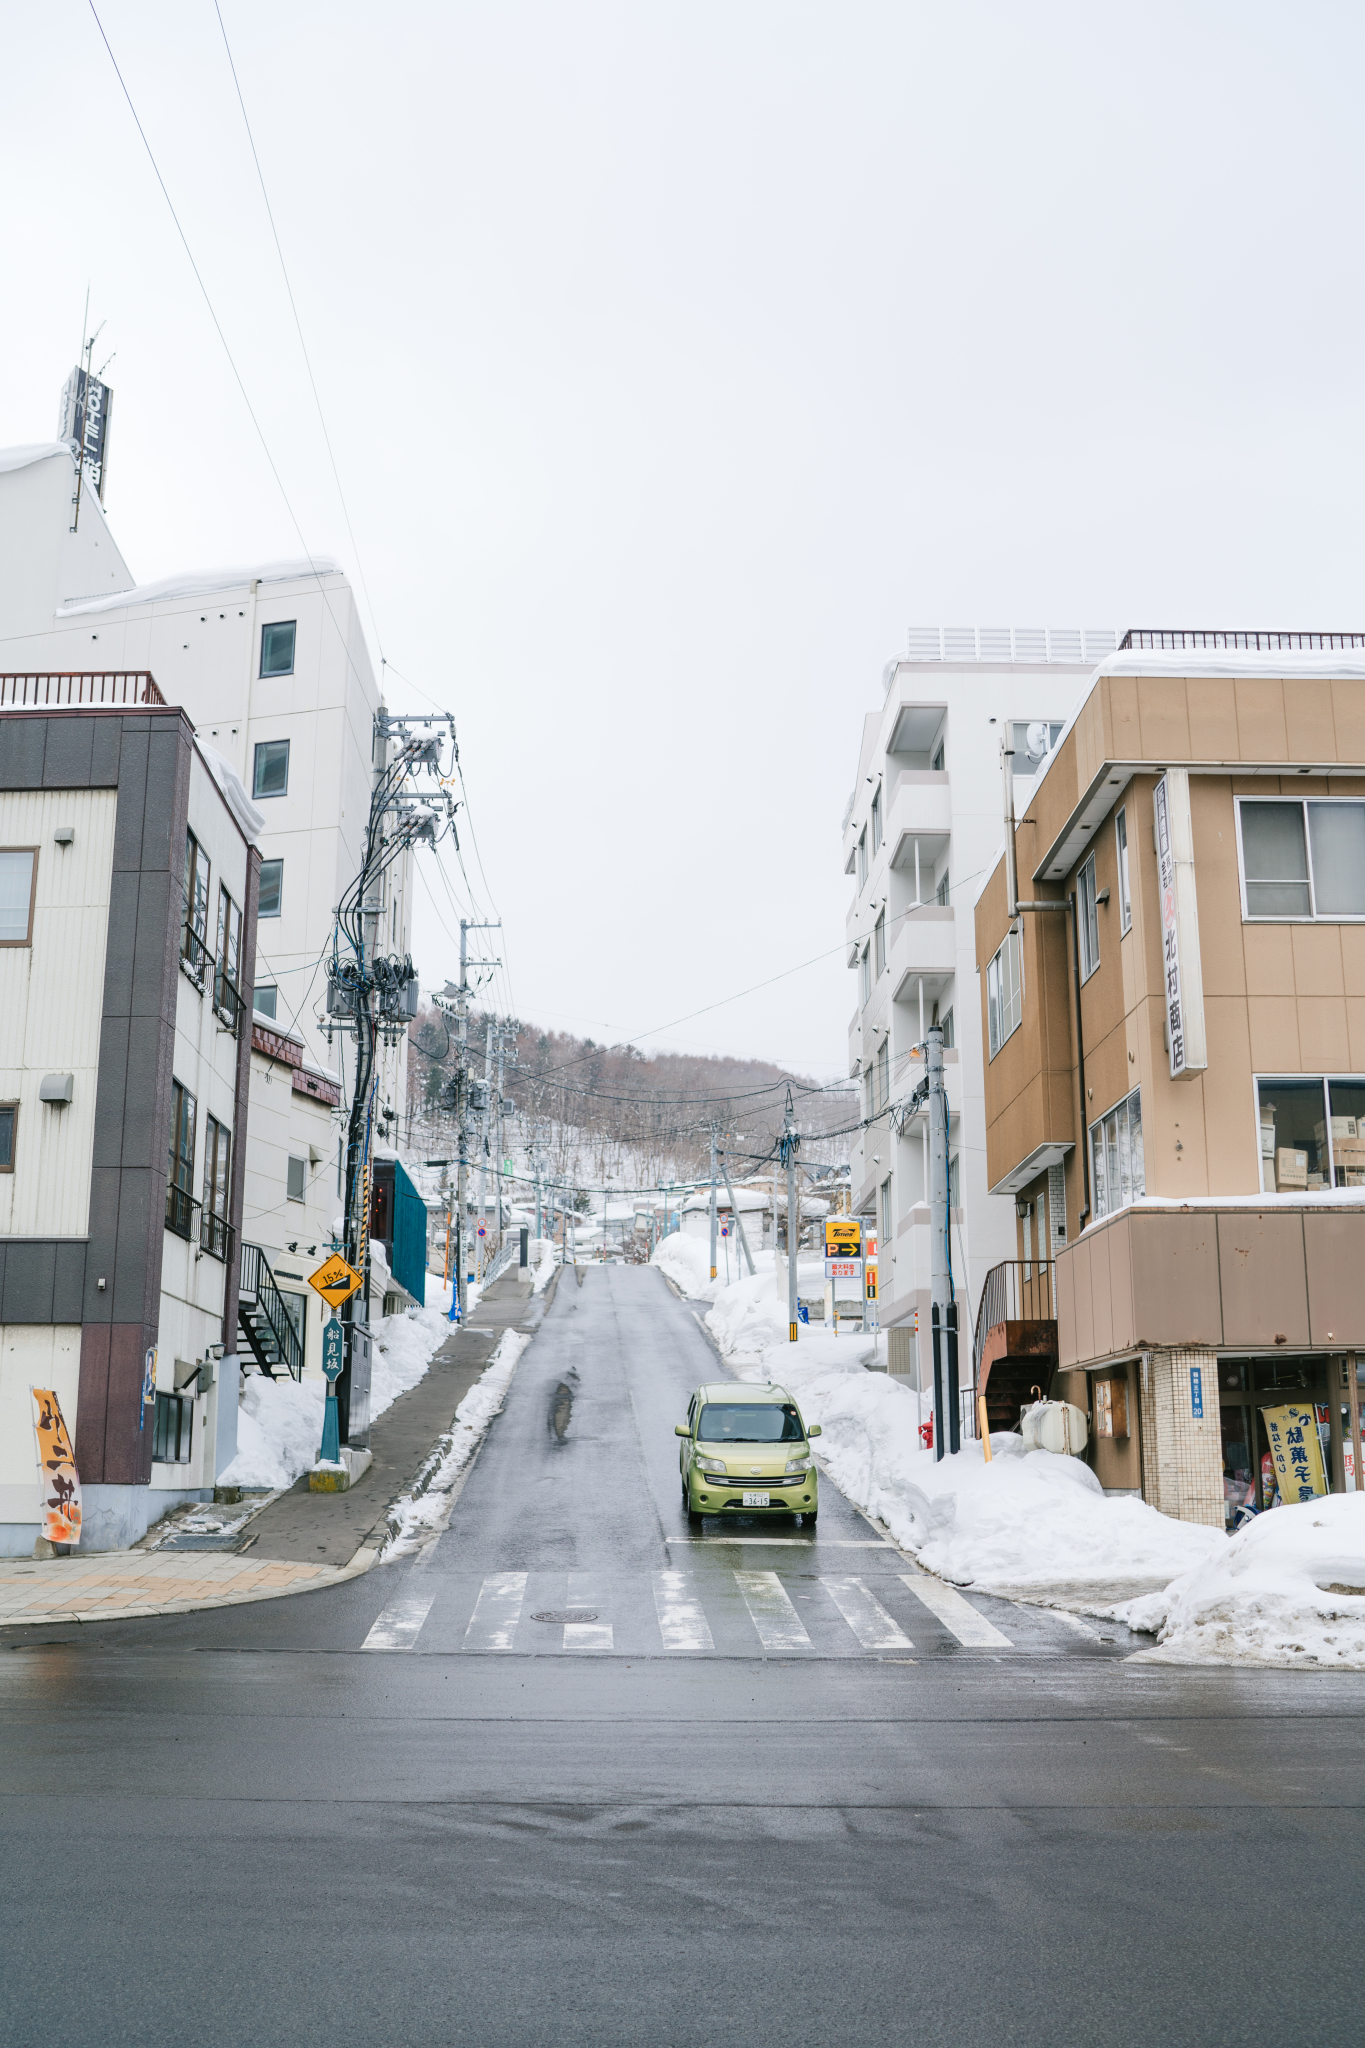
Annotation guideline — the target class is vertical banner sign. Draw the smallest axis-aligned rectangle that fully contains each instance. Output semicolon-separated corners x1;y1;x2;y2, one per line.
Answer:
1189;1365;1203;1418
1262;1403;1327;1504
140;1346;157;1431
1153;770;1207;1082
32;1390;82;1546
58;367;115;501
1154;776;1186;1078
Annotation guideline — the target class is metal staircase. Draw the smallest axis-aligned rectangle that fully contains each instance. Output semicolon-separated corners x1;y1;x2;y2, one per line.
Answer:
238;1242;304;1381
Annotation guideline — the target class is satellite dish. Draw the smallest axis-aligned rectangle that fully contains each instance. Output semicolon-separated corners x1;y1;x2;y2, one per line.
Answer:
1025;720;1052;760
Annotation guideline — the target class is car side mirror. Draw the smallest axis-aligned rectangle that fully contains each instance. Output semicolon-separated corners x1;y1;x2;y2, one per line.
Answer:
807;1423;822;1437
675;1423;690;1437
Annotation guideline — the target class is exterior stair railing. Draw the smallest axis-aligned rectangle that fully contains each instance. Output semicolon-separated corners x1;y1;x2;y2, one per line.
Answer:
238;1241;304;1381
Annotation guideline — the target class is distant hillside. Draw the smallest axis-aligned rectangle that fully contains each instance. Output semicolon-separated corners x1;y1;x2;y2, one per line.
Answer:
407;1009;854;1185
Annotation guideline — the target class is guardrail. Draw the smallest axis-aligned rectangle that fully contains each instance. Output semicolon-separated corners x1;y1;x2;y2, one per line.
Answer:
1118;630;1365;653
0;671;166;705
972;1259;1056;1385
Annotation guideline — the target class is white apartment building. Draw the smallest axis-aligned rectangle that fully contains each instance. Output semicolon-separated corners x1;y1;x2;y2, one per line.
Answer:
0;438;414;1389
843;626;1117;1383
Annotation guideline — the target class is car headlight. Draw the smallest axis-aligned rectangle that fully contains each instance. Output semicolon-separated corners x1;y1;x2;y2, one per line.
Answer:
695;1454;727;1474
785;1454;812;1474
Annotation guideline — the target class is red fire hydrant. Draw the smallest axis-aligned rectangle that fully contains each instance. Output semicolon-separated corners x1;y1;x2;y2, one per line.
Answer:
918;1413;934;1451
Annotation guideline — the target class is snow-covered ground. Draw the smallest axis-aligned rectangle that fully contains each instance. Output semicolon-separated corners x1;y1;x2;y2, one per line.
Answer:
220;1300;455;1491
1124;1493;1365;1668
657;1247;1365;1666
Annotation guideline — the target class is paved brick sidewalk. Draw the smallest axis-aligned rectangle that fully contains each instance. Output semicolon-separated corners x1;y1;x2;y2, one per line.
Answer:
0;1549;370;1627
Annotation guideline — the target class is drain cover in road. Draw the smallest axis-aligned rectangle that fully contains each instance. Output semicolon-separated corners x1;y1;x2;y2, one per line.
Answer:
531;1609;598;1624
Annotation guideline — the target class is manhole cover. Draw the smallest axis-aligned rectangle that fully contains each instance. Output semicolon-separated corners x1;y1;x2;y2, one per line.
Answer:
531;1609;598;1624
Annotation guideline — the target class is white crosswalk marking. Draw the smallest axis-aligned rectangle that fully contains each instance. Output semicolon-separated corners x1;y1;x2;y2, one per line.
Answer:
822;1576;914;1651
565;1573;613;1650
900;1571;1012;1647
361;1585;435;1651
463;1571;528;1650
652;1570;714;1651
734;1569;811;1651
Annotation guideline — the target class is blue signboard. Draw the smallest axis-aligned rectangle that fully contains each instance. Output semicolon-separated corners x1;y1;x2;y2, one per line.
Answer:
1190;1365;1203;1419
322;1319;345;1383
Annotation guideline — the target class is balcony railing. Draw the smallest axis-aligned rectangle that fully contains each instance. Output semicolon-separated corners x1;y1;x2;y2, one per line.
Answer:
181;921;211;986
166;1182;199;1241
213;965;242;1034
1119;629;1365;653
0;670;165;706
972;1259;1056;1384
200;1207;234;1263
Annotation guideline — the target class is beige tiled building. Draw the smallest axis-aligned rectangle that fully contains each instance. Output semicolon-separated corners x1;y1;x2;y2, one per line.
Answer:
972;633;1365;1525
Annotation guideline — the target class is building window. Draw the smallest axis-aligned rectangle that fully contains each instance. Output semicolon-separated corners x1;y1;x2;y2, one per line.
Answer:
986;927;1023;1058
252;738;290;799
939;1005;954;1049
874;909;886;979
1256;1075;1365;1192
876;1038;889;1112
260;621;297;677
253;984;278;1019
1078;853;1100;981
166;1079;197;1238
871;785;882;854
279;1289;307;1344
880;1175;893;1245
1239;798;1365;921
287;1154;307;1203
153;1391;194;1465
931;738;945;772
857;830;867;886
0;849;37;946
201;1115;232;1260
859;944;871;1006
181;831;211;978
258;859;283;918
1115;808;1131;934
936;867;950;907
214;886;242;1029
0;1102;15;1171
1090;1087;1144;1220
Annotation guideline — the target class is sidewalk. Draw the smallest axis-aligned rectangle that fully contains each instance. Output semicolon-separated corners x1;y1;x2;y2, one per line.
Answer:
0;1269;552;1630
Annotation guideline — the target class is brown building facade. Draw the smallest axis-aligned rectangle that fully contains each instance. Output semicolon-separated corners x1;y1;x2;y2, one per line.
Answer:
973;637;1365;1527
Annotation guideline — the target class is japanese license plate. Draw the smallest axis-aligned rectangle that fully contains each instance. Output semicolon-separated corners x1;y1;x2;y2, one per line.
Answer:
742;1491;771;1508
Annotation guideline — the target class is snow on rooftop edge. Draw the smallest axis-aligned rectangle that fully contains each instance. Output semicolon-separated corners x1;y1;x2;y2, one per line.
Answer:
0;440;75;475
56;555;345;616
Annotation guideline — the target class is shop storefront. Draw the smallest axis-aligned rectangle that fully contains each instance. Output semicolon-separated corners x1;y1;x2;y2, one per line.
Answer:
1219;1353;1364;1528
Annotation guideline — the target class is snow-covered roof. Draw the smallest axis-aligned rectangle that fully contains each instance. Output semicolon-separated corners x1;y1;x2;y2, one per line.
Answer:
0;440;74;476
198;740;264;846
56;555;343;617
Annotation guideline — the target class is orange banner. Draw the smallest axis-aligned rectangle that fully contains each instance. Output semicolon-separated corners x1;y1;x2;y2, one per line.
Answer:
32;1388;82;1546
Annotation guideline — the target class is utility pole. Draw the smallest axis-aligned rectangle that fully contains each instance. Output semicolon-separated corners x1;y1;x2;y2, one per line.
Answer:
447;919;500;1323
781;1088;800;1341
926;1022;958;1460
719;1146;756;1278
495;1021;507;1253
708;1124;719;1282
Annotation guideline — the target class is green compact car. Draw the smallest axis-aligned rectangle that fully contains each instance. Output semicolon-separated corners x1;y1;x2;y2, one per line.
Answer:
675;1382;821;1522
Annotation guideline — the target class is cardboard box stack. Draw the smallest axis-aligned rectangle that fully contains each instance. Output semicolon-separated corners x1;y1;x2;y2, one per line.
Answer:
1330;1123;1365;1188
1276;1147;1308;1192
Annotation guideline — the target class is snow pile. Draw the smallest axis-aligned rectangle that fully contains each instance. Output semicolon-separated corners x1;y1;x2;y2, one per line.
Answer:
386;1331;530;1556
1122;1495;1365;1668
532;1239;558;1294
220;1302;452;1491
702;1271;1221;1609
652;1231;718;1299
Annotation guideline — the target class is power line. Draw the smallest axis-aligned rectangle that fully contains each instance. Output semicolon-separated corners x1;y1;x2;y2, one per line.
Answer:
211;0;386;664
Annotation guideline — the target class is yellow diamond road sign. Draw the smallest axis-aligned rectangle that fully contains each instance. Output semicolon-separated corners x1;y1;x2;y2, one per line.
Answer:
308;1254;363;1308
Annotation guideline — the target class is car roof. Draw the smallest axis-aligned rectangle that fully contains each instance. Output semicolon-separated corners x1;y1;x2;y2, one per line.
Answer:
697;1383;793;1404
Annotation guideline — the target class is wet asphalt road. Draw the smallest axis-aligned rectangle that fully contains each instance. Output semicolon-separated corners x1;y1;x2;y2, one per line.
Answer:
2;1264;1364;2047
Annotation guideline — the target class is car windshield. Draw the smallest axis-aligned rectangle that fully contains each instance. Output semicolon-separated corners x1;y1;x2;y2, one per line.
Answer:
697;1402;804;1443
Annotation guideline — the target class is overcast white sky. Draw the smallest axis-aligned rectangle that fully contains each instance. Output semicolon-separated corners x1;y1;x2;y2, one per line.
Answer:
3;3;1362;1076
